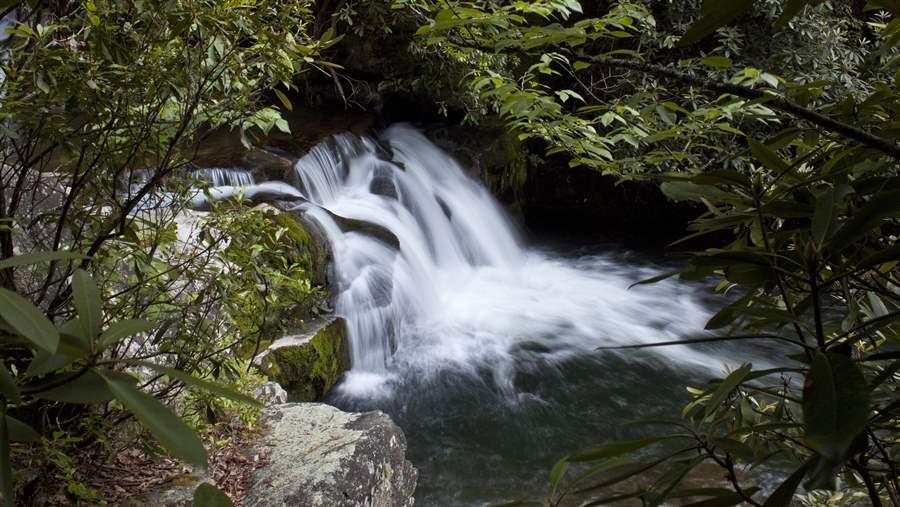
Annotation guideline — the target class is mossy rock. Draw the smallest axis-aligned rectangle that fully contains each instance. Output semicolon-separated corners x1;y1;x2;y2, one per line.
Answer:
254;317;350;401
262;208;332;293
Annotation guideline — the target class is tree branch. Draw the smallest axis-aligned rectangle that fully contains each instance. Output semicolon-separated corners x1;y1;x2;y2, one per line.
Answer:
579;55;900;161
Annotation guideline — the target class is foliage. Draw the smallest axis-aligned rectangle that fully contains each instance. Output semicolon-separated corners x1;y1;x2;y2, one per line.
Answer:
202;203;326;363
0;262;258;503
402;0;900;505
4;0;900;505
0;0;328;504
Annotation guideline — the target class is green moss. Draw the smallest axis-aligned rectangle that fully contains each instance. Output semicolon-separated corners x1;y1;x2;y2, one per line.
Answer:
264;210;329;288
259;318;350;401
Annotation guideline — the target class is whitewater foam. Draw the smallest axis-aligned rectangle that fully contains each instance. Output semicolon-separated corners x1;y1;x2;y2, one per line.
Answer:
290;125;719;398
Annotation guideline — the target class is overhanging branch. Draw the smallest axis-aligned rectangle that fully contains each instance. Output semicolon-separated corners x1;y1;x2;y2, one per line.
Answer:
582;55;900;161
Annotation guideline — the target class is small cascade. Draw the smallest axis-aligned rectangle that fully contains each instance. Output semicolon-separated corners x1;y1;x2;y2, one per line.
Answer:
288;125;717;398
294;128;522;377
193;167;256;187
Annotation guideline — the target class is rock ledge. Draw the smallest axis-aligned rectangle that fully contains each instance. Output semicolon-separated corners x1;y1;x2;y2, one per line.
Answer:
244;403;417;507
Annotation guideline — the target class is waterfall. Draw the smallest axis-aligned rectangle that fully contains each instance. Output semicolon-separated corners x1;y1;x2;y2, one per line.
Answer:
193;167;255;187
290;125;717;398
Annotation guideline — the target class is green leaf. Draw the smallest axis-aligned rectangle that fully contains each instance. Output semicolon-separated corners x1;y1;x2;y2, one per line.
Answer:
5;416;38;442
830;190;900;251
193;483;234;507
99;319;154;350
869;359;900;390
24;349;77;379
273;89;293;112
127;361;261;406
679;0;755;46
574;454;678;495
705;293;751;330
812;185;852;248
0;366;17;404
644;456;704;507
0;288;59;353
855;245;900;272
661;182;735;204
58;318;89;348
36;370;116;404
629;270;680;288
701;363;752;417
748;139;789;173
548;458;569;496
811;187;836;248
72;269;101;343
692;171;751;189
0;251;84;270
762;458;814;507
711;437;754;462
573;61;591;71
275;118;290;134
567;436;681;463
99;370;207;467
803;352;871;462
702;56;732;68
34;70;49;94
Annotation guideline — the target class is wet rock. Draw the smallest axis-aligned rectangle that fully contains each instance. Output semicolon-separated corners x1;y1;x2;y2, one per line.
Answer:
244;146;297;182
369;162;399;199
254;317;350;401
243;403;417;507
327;209;400;249
187;182;306;211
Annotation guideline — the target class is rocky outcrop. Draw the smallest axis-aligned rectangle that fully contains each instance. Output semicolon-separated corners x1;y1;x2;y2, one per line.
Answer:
254;317;350;401
244;403;417;507
254;381;289;405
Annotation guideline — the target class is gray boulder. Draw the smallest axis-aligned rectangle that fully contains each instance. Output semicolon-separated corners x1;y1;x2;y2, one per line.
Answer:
254;381;289;405
244;403;417;507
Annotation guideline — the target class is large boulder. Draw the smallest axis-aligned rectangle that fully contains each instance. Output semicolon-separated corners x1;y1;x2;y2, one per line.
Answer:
244;403;417;507
254;317;350;401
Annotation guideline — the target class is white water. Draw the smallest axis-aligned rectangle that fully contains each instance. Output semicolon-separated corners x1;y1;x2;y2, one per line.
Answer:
193;167;256;187
291;126;719;399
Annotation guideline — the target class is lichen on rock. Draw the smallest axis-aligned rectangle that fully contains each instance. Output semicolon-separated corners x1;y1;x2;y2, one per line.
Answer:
243;403;417;507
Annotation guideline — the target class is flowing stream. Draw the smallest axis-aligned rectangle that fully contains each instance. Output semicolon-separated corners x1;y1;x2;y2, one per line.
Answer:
284;126;766;505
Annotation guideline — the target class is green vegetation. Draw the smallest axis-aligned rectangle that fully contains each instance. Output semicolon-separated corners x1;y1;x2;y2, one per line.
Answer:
402;0;900;505
0;0;329;503
3;0;900;505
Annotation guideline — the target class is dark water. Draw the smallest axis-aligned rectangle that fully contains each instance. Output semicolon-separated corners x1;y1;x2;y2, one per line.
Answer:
325;243;782;506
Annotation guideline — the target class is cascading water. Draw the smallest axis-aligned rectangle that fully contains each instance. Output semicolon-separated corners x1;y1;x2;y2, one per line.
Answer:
192;167;256;187
284;125;772;505
291;126;723;395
